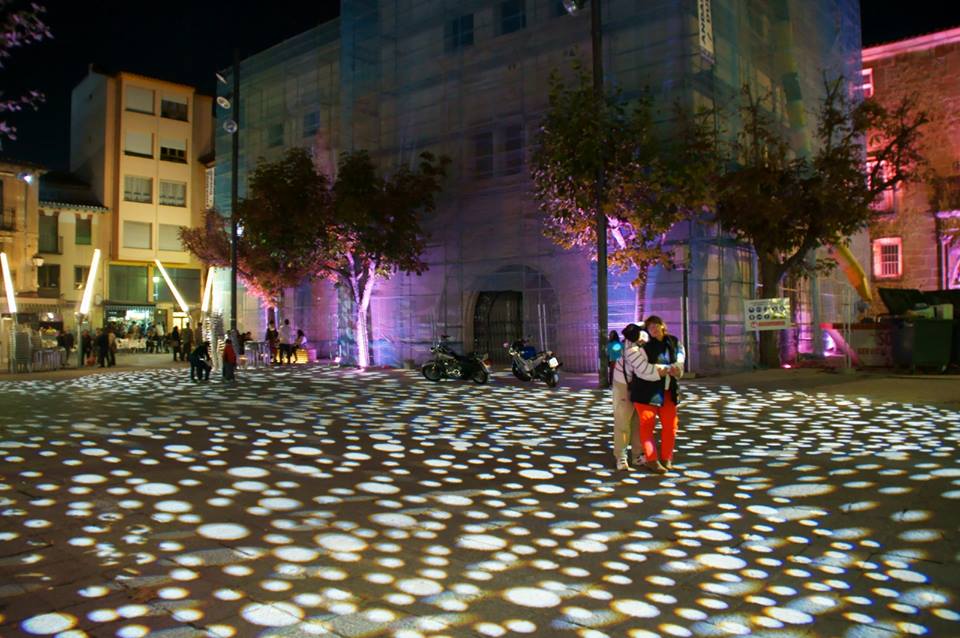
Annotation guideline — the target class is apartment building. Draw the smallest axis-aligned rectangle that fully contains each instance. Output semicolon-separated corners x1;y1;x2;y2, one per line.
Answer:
70;68;213;331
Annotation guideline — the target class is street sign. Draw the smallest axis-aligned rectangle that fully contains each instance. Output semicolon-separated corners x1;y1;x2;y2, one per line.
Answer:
744;298;791;331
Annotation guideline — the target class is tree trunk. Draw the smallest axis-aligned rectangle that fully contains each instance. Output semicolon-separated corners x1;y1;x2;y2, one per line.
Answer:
348;262;377;368
633;270;648;322
757;255;783;368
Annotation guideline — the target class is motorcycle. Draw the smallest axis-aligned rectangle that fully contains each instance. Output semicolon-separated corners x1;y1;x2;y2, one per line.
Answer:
421;335;491;384
505;338;562;388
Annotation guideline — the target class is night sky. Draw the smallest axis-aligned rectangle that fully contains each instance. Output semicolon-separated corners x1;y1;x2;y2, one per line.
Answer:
2;0;957;170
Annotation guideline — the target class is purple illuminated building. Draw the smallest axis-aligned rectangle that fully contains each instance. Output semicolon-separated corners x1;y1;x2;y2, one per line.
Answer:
215;0;863;372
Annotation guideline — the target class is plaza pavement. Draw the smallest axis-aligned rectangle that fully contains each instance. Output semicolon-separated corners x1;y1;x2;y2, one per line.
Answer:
0;361;958;637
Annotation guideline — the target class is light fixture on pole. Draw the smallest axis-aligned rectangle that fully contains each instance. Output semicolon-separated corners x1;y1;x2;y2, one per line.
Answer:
1;252;17;314
216;51;241;339
76;249;101;368
565;0;608;388
154;259;190;315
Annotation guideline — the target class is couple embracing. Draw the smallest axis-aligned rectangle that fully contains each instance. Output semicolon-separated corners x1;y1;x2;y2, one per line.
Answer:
611;315;685;473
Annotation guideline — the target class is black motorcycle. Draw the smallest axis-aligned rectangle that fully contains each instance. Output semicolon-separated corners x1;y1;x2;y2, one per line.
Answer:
422;335;491;384
505;338;562;388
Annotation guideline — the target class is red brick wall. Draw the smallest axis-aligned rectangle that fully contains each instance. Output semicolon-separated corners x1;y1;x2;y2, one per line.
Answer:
863;31;960;315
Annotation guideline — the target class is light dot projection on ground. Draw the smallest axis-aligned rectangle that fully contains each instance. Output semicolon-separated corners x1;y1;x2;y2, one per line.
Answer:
0;366;957;637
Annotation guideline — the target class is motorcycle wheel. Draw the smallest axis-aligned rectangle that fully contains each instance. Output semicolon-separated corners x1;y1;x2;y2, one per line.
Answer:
512;362;531;381
471;368;489;384
421;363;443;382
545;372;560;388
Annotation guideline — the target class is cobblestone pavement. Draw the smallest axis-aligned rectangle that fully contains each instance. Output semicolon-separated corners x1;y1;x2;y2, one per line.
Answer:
0;365;958;637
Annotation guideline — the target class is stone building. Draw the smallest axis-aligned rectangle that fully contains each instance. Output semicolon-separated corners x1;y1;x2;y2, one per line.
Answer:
862;27;960;309
216;0;863;371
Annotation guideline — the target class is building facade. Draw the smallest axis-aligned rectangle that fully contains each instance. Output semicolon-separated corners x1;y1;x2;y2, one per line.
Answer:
0;159;46;322
70;68;213;331
862;27;960;307
217;0;862;371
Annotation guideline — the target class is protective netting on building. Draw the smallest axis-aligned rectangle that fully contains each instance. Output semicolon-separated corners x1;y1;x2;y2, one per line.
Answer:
216;0;862;372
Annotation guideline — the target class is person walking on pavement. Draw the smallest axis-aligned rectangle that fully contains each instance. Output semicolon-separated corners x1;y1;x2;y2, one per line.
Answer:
180;322;194;363
279;318;293;364
106;324;117;367
607;329;623;387
170;326;181;361
623;315;685;474
611;324;644;471
265;322;279;364
95;328;109;368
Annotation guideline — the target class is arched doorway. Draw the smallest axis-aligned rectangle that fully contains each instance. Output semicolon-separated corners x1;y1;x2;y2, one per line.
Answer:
472;291;522;364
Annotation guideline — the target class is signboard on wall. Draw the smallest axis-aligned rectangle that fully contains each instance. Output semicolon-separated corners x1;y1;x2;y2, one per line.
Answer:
744;298;791;331
697;0;715;62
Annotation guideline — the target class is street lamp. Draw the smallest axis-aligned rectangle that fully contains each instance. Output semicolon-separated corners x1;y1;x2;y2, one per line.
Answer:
565;0;608;388
217;50;241;343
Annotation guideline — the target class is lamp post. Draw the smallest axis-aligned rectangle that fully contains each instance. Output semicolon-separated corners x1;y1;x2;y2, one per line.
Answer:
565;0;607;388
216;50;241;342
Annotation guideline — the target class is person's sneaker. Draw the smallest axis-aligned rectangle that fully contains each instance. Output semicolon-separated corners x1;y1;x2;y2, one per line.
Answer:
663;459;676;471
643;460;667;474
616;456;630;471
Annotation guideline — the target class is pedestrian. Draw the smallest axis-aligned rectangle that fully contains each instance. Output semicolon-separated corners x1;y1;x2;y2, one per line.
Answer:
265;322;279;364
188;340;212;382
606;329;622;387
95;328;109;368
222;337;237;381
279;318;293;364
623;315;686;474
81;330;93;366
294;328;306;361
170;326;181;361
107;324;117;367
155;322;166;352
611;324;644;471
181;322;194;363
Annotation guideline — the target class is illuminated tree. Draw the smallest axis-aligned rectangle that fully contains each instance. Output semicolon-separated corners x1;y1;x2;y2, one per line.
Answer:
181;148;449;368
531;64;715;316
180;148;331;310
0;0;51;144
715;79;928;367
320;150;448;368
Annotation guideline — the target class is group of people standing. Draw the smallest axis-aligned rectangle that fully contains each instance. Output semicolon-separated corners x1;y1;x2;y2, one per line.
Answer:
608;315;685;474
264;319;306;365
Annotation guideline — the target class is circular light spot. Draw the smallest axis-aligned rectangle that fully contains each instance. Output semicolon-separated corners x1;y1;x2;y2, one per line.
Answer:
134;483;178;496
274;547;318;563
766;608;814;624
197;523;249;541
697;554;747;570
315;534;366;552
612;599;660;618
21;613;77;634
519;469;554;480
370;513;418;528
504;587;561;608
241;602;303;626
458;534;507;551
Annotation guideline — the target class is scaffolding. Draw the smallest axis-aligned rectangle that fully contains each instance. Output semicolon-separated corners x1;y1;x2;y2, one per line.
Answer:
216;0;862;372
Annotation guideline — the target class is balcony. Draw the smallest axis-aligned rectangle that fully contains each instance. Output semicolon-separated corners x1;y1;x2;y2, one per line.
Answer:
38;285;60;299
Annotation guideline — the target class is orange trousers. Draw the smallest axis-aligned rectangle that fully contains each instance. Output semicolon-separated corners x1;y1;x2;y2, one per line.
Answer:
633;394;678;462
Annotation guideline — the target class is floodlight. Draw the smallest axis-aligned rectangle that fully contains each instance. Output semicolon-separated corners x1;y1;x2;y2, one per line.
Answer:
79;249;101;315
1;252;16;313
154;259;190;315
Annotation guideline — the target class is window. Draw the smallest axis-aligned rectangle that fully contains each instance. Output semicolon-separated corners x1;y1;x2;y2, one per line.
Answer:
158;224;184;251
124;175;152;203
872;237;902;279
205;167;215;209
160;95;189;121
268;123;284;147
109;265;148;302
123;220;152;249
861;68;874;99
499;0;526;35
159;180;187;207
303;112;320;137
502;124;524;175
155;267;200;304
124;131;153;158
160;138;187;163
39;213;59;253
38;264;60;296
445;14;474;52
866;156;895;212
76;216;92;245
74;266;90;290
126;86;154;114
473;132;494;178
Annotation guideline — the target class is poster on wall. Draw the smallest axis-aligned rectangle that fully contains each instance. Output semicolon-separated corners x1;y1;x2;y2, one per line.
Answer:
744;298;791;331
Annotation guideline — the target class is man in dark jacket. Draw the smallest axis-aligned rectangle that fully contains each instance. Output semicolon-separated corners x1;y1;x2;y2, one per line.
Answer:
180;322;194;363
189;340;212;382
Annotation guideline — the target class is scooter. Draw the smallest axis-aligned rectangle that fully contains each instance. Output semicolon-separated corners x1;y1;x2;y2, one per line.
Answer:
421;335;491;384
505;338;561;388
